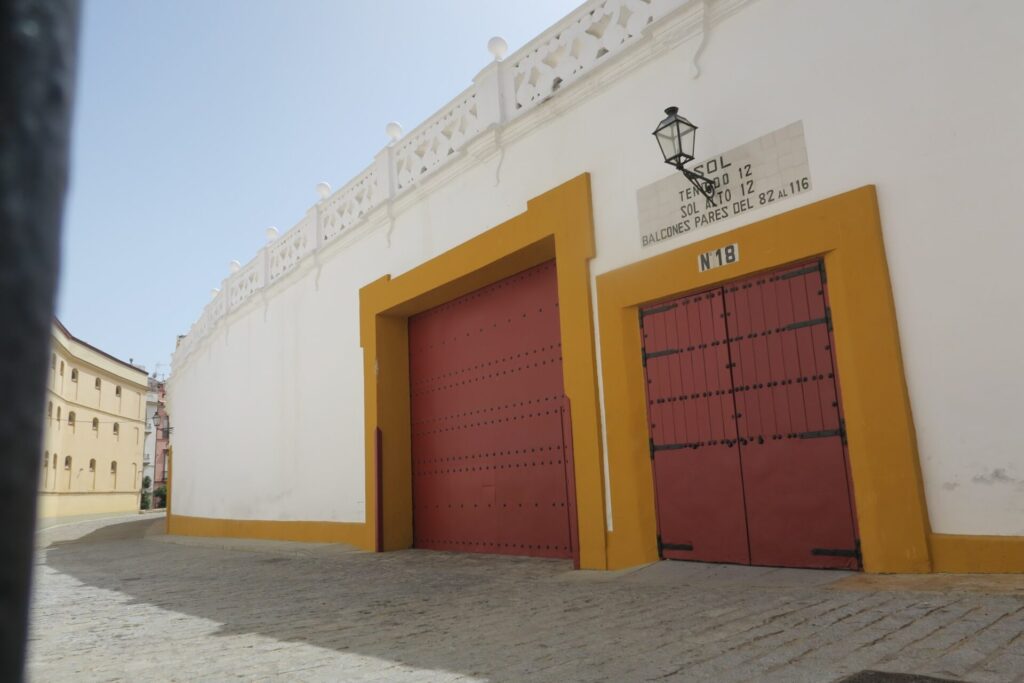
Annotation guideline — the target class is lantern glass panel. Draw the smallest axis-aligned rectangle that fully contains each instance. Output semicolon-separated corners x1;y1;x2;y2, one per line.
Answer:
654;108;698;166
678;122;696;163
655;123;681;164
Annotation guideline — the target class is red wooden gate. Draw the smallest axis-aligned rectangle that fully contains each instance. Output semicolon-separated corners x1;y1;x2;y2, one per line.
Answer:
408;261;575;559
641;260;859;570
642;289;751;564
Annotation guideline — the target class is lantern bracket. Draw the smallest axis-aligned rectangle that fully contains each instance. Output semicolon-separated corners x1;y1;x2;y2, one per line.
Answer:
680;167;717;206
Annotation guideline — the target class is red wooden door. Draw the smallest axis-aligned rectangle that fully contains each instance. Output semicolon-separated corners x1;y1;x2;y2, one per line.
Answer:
641;289;750;564
725;262;859;569
408;261;575;559
641;260;859;570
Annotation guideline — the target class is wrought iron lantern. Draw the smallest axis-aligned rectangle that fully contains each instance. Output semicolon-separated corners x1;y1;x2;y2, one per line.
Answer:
653;106;717;205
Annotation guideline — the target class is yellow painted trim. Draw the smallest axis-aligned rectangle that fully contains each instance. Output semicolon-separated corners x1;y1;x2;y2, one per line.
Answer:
596;186;933;573
930;534;1024;573
167;514;366;546
359;174;608;568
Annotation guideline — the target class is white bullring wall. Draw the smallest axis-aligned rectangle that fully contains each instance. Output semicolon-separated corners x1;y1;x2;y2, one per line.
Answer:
168;0;1024;536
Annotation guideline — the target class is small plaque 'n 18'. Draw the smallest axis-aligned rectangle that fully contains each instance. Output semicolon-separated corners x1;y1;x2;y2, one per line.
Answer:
698;243;739;273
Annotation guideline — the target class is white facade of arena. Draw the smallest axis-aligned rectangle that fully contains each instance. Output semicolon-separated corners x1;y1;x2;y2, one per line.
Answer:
167;0;1024;572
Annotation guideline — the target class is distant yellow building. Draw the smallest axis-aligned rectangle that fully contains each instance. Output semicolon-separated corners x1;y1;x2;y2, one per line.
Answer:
39;321;147;519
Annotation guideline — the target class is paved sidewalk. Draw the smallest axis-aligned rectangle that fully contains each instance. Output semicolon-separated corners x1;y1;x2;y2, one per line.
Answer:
28;517;1024;682
35;508;165;532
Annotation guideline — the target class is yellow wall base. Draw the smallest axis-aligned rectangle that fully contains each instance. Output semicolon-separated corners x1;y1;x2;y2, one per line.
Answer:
930;533;1024;574
167;514;366;546
166;518;1024;573
37;492;140;519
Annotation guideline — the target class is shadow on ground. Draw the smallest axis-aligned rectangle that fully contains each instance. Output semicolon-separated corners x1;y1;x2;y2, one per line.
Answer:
38;519;1016;682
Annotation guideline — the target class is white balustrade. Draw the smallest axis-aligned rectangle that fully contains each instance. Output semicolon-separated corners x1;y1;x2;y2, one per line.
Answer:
393;86;486;192
172;0;696;371
208;287;227;320
319;165;381;244
508;0;681;114
227;256;266;309
268;212;316;281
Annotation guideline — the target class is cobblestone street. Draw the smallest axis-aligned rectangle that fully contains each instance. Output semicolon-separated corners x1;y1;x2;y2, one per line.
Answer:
28;517;1024;682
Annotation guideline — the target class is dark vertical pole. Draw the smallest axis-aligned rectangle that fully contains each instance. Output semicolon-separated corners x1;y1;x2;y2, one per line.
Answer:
0;1;80;681
375;427;384;552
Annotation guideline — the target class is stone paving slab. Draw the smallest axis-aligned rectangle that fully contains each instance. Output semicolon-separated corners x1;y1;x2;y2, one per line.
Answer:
27;517;1024;682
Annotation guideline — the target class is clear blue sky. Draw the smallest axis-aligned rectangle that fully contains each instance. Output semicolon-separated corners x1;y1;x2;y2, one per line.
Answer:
58;0;581;378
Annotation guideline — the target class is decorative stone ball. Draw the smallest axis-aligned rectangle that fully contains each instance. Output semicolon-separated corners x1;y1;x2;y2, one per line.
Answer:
386;121;403;142
488;36;508;61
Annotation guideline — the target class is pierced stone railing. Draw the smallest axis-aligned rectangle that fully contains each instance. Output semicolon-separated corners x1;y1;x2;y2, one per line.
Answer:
268;212;315;282
172;0;702;370
319;166;381;245
393;87;484;191
228;257;265;309
509;0;675;112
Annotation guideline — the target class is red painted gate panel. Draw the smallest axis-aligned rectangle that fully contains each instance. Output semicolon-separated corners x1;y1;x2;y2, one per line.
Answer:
641;260;859;570
725;263;858;569
641;289;750;565
409;261;574;559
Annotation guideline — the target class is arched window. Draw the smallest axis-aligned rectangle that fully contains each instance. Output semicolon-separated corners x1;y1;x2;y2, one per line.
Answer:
48;402;53;419
113;422;120;436
110;460;118;488
60;360;64;375
115;385;122;398
95;377;101;390
57;406;61;421
88;458;96;472
110;461;117;473
71;369;78;382
44;451;49;467
52;453;57;469
50;353;55;369
68;411;75;426
64;456;71;470
92;417;99;431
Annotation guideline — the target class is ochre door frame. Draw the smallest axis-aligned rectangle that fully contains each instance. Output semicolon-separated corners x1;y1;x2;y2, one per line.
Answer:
359;174;609;569
596;186;933;573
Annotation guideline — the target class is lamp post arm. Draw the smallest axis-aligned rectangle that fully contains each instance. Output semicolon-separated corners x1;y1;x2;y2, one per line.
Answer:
682;167;717;207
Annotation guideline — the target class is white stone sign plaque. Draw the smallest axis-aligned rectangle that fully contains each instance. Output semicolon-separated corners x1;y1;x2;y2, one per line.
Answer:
637;122;811;248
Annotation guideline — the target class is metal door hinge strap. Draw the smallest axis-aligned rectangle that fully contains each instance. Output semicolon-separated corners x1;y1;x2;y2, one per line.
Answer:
811;545;861;560
662;541;694;552
652;441;700;452
643;348;680;362
649;437;655;460
786;316;829;331
779;265;821;280
640;303;678;319
798;429;844;440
